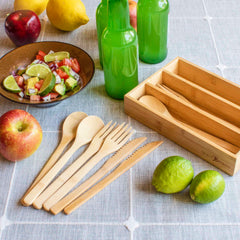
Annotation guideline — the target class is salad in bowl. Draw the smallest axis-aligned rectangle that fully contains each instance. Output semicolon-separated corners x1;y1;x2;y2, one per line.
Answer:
3;50;81;102
0;41;95;107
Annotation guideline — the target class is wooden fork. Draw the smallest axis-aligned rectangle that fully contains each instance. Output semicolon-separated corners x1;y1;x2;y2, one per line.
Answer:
42;123;135;211
22;116;104;206
32;121;116;209
50;137;147;215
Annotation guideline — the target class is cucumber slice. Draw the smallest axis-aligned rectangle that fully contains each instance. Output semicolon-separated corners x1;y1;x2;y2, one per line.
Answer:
44;51;70;62
60;66;71;76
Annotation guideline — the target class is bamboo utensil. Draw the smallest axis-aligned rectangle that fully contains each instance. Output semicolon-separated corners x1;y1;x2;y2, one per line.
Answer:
157;83;191;103
22;116;104;206
42;123;134;211
64;140;163;215
50;137;147;215
124;57;240;175
139;95;239;154
157;83;240;132
21;111;88;206
32;121;116;209
149;85;240;148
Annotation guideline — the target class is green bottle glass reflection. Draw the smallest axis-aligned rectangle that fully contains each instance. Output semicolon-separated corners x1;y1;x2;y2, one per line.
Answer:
96;0;108;68
137;0;169;64
101;0;138;99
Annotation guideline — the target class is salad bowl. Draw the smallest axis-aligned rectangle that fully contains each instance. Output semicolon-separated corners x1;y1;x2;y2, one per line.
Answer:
0;41;95;107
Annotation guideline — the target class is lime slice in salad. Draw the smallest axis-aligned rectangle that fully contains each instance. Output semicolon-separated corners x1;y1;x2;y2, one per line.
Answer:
39;72;56;96
3;75;21;93
26;64;51;79
44;51;70;62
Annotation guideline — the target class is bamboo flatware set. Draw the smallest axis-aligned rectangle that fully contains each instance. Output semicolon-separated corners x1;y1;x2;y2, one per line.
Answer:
124;57;240;176
21;112;162;215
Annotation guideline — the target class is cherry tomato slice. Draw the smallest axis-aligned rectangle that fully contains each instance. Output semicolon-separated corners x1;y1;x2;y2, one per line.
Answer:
38;50;46;57
56;68;69;80
71;58;80;73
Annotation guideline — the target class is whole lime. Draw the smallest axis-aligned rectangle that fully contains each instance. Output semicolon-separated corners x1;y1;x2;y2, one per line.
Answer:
152;156;194;194
189;170;225;204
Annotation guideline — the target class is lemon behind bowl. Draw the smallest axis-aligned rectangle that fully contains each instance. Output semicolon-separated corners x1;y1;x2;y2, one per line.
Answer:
14;0;49;15
46;0;89;31
152;156;194;194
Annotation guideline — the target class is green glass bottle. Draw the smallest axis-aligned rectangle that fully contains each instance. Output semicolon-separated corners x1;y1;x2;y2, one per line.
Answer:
96;0;108;68
137;0;169;64
101;0;138;99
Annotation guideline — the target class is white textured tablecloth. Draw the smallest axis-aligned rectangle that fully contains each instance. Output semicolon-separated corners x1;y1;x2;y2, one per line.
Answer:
0;0;240;239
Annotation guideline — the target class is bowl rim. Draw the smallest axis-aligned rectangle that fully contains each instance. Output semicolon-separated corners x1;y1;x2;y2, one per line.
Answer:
0;41;95;106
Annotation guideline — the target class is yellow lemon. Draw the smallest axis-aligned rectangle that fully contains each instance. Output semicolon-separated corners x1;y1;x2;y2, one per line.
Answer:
46;0;89;31
14;0;49;15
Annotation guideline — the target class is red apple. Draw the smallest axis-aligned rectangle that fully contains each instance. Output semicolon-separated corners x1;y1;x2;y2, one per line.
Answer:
5;10;41;47
0;109;42;162
129;0;137;31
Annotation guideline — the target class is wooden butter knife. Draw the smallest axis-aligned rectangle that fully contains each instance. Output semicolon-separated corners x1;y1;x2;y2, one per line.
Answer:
50;136;147;215
63;140;163;215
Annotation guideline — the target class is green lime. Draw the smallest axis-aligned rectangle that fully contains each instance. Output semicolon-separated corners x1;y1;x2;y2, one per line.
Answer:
3;75;21;93
44;51;70;62
26;64;51;79
38;72;56;96
189;170;225;204
152;156;194;194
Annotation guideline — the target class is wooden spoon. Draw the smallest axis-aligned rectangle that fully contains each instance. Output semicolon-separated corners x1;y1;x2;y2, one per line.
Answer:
139;95;239;154
21;111;88;206
41;123;134;211
21;115;105;206
32;121;115;209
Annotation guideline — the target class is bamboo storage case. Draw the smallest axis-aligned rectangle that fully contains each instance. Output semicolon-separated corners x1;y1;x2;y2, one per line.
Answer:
124;57;240;176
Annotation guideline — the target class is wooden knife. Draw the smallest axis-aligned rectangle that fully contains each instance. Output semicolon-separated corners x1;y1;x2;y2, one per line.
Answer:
63;140;163;215
50;136;147;215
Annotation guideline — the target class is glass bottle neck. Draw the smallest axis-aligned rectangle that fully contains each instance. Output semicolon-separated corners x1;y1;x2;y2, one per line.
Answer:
107;0;130;30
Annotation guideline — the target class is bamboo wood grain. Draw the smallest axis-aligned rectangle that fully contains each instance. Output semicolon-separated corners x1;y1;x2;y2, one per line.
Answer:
42;123;134;211
124;95;237;175
146;83;240;148
156;84;240;153
157;83;190;103
176;57;240;106
139;95;239;154
160;70;240;127
124;57;240;175
21;112;88;206
50;137;147;215
64;141;163;215
32;121;115;209
234;157;240;175
21;116;104;206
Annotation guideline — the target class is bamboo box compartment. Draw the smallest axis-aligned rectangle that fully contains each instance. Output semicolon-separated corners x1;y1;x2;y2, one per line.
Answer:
124;57;240;176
